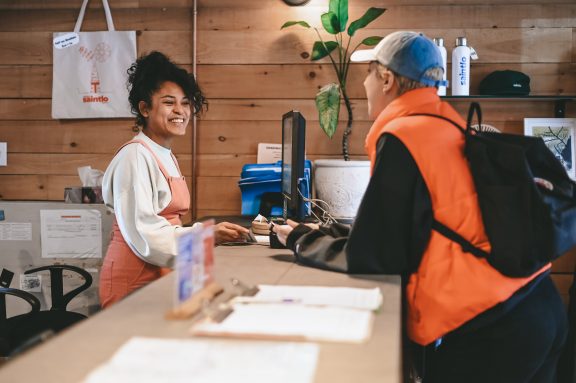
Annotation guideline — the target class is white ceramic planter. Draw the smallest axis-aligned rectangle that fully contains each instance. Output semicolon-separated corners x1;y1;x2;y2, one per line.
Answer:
313;159;371;219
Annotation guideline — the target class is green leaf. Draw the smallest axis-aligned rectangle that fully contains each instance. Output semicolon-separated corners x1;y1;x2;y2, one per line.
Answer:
311;41;338;61
329;0;348;32
361;36;383;46
316;83;341;138
280;21;311;29
347;7;386;36
321;12;340;34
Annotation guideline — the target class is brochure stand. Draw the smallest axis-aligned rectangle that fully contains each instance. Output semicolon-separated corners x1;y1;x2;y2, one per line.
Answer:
165;281;224;320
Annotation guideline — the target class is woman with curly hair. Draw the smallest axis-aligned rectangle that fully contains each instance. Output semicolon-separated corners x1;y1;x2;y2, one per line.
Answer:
99;51;247;308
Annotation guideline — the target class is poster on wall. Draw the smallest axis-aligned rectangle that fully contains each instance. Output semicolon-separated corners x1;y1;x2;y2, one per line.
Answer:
524;118;576;180
40;210;102;258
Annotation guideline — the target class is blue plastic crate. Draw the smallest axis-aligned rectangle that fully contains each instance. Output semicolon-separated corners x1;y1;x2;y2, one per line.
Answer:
238;161;312;216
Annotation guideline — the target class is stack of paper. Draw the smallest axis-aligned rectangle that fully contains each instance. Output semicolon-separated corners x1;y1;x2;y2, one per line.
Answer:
191;285;382;343
233;285;383;310
84;337;319;383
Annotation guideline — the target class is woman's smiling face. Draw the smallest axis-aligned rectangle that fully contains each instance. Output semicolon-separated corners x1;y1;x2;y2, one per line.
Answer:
139;81;191;148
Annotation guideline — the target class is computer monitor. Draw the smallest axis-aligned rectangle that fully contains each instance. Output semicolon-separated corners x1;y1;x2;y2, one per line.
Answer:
281;110;306;220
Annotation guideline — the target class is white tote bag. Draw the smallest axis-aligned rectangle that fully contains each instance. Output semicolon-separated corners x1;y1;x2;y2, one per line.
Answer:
52;0;136;119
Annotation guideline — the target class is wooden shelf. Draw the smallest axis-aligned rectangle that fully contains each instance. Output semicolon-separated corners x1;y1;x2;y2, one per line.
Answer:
441;95;576;118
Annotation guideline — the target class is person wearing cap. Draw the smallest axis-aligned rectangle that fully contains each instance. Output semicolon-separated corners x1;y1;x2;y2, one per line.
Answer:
273;31;566;382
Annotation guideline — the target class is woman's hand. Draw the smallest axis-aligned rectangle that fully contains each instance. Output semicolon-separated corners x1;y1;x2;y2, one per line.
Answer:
214;222;249;244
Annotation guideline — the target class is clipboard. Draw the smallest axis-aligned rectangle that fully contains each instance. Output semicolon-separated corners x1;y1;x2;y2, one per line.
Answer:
188;284;381;343
190;303;375;343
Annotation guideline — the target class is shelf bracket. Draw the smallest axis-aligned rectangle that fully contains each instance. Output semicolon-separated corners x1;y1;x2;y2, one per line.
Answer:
555;100;566;118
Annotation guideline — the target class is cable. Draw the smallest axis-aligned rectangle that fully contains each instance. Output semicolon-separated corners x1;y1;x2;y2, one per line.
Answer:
297;188;339;225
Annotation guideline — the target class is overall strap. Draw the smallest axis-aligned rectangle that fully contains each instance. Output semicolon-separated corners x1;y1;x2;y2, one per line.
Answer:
119;140;178;181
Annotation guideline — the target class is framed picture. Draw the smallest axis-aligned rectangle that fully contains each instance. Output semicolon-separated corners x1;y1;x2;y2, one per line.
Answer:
524;118;576;180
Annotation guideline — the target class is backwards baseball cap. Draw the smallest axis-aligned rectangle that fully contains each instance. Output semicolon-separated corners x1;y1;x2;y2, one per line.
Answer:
351;31;447;87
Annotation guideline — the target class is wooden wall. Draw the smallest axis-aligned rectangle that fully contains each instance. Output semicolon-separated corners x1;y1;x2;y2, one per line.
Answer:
0;0;575;300
195;0;576;219
0;0;197;221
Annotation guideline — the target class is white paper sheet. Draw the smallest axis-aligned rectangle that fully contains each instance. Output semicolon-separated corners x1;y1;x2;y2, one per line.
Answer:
257;143;282;164
83;337;319;383
192;303;374;343
233;285;383;310
40;209;102;258
0;222;32;241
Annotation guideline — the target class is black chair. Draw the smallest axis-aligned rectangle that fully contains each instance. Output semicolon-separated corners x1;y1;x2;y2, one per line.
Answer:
23;265;93;332
0;287;41;356
0;265;92;357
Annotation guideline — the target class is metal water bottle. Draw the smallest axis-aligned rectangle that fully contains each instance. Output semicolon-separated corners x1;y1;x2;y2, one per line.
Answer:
451;37;478;96
433;38;447;96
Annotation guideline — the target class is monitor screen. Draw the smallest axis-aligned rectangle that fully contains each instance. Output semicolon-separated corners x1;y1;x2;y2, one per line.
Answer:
281;110;306;220
282;114;293;197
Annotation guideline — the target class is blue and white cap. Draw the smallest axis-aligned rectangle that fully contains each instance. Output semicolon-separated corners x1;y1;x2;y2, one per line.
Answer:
351;31;448;87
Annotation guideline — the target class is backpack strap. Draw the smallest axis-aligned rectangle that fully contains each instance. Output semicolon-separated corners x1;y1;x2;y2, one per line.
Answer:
405;109;491;262
432;220;490;260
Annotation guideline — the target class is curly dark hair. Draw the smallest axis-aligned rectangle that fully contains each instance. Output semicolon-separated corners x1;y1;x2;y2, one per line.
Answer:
126;51;207;127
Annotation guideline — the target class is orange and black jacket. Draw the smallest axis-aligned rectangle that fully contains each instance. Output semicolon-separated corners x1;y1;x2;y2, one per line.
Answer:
287;88;549;346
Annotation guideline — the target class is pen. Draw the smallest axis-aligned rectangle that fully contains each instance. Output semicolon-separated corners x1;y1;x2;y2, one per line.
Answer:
232;296;302;304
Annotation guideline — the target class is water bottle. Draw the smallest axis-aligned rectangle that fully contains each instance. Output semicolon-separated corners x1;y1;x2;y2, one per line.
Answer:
451;37;478;96
433;38;447;96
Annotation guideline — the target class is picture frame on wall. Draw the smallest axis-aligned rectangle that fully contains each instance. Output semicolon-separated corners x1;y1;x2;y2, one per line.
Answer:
524;118;576;180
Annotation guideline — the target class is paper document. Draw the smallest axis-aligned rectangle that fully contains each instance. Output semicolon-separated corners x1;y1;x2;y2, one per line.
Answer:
0;222;32;241
254;234;270;245
83;337;319;383
40;209;102;258
233;285;383;310
192;303;374;343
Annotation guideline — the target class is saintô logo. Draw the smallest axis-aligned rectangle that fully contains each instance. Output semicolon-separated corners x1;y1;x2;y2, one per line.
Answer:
83;95;109;103
459;57;467;85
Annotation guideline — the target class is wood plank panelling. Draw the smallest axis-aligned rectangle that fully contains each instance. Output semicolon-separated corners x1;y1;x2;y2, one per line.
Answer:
196;0;576;7
0;1;195;211
1;0;575;227
0;174;192;203
0;9;194;32
2;62;572;100
196;63;576;99
196;28;573;64
193;0;576;302
0;0;573;303
197;5;576;30
0;31;195;65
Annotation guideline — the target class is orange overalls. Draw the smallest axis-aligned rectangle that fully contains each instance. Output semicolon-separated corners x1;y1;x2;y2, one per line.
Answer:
99;139;190;308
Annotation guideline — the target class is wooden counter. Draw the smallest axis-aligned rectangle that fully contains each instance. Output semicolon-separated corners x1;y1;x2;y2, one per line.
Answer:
0;245;402;383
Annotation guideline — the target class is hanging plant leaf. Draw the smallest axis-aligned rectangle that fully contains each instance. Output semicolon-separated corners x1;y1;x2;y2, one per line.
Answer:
321;11;340;34
281;21;311;29
329;0;348;33
361;36;383;46
311;41;338;61
316;83;341;138
347;7;385;37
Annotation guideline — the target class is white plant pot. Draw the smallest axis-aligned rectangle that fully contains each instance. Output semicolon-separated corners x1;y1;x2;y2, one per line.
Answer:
313;159;371;219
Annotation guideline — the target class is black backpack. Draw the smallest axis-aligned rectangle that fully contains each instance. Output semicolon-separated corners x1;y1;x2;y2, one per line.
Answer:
412;102;576;277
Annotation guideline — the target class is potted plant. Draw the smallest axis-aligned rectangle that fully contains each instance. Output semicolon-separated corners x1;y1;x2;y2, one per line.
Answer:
281;0;385;161
282;0;386;219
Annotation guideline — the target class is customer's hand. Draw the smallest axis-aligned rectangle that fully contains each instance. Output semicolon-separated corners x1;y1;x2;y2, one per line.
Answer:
214;222;249;244
272;219;310;246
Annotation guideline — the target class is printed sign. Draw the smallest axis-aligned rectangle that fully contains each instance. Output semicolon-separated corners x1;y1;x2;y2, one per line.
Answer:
53;32;79;49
